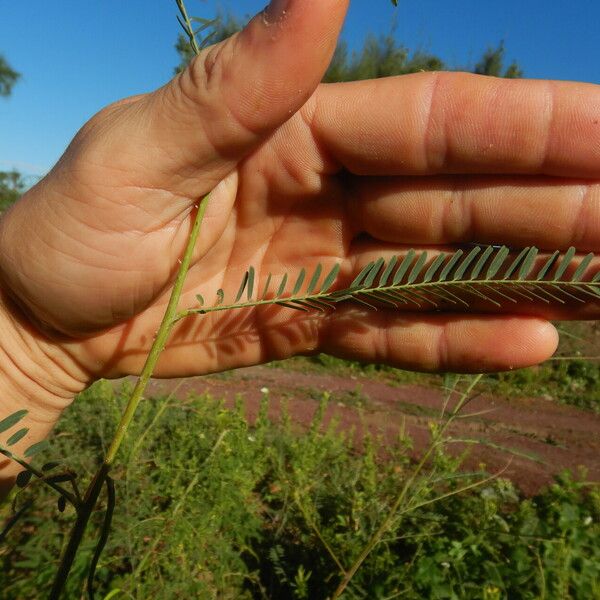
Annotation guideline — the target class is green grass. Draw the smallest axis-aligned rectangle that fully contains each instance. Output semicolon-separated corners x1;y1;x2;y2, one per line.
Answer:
1;381;598;599
271;352;600;413
486;359;600;413
268;353;437;386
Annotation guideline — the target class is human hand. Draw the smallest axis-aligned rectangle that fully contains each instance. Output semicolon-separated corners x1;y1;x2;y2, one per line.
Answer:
1;0;600;433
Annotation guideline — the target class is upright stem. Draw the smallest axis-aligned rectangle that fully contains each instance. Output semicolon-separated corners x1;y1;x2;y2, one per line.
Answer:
331;375;482;599
49;195;210;599
105;196;208;465
49;466;109;600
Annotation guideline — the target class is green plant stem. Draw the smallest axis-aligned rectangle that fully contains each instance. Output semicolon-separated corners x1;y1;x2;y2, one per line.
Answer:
105;197;208;465
293;491;347;575
331;375;482;599
176;0;201;55
48;195;210;600
49;464;108;600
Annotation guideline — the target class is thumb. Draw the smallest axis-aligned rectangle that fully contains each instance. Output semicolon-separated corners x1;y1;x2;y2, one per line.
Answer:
133;0;349;193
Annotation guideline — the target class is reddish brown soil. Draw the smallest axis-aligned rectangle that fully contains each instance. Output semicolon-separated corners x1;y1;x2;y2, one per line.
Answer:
141;365;600;496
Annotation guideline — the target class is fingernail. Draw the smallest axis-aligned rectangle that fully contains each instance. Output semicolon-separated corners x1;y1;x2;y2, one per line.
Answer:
263;0;292;24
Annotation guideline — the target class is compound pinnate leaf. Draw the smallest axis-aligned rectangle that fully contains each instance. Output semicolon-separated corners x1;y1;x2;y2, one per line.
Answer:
188;246;600;319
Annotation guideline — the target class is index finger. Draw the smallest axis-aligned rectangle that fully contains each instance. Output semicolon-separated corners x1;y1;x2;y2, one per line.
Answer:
310;72;600;177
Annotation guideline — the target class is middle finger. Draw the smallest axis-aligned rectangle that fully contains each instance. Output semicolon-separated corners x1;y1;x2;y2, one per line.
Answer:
349;175;600;251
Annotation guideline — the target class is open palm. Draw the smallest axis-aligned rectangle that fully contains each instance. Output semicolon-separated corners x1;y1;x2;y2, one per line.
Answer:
1;0;599;390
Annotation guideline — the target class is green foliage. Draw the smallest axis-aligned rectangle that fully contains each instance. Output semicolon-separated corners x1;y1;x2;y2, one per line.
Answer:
325;35;523;82
0;170;27;212
475;41;523;78
271;349;600;414
324;36;445;82
172;13;522;82
1;384;598;598
489;358;600;413
186;246;600;320
0;55;26;213
0;2;584;594
0;54;20;97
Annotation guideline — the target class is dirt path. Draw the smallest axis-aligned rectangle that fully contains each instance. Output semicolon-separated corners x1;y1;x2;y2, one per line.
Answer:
141;365;600;496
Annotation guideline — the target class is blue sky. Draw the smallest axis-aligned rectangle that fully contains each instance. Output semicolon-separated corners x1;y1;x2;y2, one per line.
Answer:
1;0;599;179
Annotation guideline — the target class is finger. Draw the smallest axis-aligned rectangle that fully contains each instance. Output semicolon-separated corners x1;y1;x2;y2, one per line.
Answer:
349;175;600;251
313;72;600;177
321;312;558;373
107;303;559;376
101;0;349;196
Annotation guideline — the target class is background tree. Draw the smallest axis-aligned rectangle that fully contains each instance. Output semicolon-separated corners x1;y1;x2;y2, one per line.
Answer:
0;55;24;211
175;16;523;82
474;41;523;78
0;170;27;212
324;35;444;82
0;54;20;97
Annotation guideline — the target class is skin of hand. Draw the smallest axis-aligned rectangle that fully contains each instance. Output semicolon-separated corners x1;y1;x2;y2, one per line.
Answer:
1;0;600;487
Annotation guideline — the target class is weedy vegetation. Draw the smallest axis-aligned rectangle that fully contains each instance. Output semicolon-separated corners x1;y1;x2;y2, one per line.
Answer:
1;1;599;598
1;382;598;599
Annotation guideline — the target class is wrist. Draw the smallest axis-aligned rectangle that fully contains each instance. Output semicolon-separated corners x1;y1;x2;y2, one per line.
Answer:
0;286;88;492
